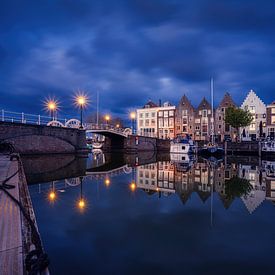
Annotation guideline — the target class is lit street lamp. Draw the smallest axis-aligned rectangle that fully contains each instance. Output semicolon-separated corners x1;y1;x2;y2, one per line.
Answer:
46;99;58;121
75;94;88;129
105;115;110;125
130;112;136;134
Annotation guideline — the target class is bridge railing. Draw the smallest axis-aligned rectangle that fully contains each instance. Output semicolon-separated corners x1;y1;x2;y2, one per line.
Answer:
85;123;132;135
1;109;68;126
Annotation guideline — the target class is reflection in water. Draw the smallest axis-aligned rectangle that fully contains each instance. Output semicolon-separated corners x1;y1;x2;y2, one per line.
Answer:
135;158;273;214
28;152;275;274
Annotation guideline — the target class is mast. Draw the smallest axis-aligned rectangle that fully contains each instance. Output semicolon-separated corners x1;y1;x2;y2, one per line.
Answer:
210;77;214;144
96;90;99;127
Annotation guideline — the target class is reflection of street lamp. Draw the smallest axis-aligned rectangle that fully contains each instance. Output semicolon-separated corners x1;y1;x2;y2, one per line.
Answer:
48;182;57;203
130;181;136;192
77;177;86;212
130;112;136;134
105;115;110;125
104;178;110;187
75;94;88;129
116;124;120;129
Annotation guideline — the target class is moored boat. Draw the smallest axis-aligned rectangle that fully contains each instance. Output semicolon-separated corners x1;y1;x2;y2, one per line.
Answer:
170;135;196;154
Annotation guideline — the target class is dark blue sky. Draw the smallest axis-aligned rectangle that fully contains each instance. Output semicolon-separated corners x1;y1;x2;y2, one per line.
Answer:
1;0;275;119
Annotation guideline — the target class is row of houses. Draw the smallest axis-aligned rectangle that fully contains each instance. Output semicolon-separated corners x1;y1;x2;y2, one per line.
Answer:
136;90;275;141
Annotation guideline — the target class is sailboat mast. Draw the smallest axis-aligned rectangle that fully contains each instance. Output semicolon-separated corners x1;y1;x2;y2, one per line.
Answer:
210;77;214;144
96;90;99;127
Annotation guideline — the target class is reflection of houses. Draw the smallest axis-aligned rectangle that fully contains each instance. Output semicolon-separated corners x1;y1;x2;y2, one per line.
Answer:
136;159;272;213
262;160;275;204
239;164;266;214
241;90;266;139
215;93;237;142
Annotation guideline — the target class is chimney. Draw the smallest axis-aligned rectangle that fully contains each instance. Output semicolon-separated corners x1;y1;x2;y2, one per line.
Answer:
159;99;162;107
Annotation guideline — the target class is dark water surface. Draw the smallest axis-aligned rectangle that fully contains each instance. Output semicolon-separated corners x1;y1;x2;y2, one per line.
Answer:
26;153;275;275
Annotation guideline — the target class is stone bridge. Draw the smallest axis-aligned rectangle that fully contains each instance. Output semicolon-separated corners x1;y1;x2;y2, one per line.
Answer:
0;121;88;155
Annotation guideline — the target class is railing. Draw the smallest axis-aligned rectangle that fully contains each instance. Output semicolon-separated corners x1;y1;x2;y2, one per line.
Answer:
85;123;131;134
1;109;68;126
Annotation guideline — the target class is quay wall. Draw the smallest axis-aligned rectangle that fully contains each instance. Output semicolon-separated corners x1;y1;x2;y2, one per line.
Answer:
0;121;88;155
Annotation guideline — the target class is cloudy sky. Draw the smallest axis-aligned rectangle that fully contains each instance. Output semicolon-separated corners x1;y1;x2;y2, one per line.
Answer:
1;0;274;119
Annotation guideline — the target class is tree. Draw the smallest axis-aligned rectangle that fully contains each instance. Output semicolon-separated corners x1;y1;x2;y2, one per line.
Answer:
225;176;253;201
224;107;253;140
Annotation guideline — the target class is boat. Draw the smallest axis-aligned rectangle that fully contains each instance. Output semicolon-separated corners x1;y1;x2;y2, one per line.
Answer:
261;141;275;155
262;159;275;178
198;78;224;157
170;134;196;154
92;141;103;149
170;153;195;172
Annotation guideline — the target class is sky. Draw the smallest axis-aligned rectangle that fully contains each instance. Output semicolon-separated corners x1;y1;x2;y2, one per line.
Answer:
1;0;275;120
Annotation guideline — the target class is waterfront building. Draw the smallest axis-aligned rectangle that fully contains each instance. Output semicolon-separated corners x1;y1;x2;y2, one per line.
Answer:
194;97;213;141
215;92;237;141
240;90;266;140
266;101;275;138
175;95;195;137
157;102;176;139
136;100;159;137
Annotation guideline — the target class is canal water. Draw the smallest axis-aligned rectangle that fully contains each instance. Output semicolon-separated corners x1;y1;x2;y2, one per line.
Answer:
25;153;275;275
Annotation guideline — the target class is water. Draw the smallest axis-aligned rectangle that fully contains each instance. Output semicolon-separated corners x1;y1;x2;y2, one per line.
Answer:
26;153;275;275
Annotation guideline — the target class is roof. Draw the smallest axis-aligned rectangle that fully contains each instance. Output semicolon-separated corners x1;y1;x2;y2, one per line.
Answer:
197;97;211;110
143;100;158;108
218;92;236;108
178;94;195;110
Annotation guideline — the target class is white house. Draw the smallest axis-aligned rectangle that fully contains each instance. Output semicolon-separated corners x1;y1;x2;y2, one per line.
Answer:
240;90;266;140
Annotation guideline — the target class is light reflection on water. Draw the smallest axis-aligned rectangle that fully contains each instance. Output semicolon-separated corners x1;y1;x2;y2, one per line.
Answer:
27;152;275;275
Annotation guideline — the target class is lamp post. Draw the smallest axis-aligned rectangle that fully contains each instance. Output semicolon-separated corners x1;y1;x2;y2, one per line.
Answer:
130;112;136;134
47;100;58;121
48;181;57;203
105;115;110;126
75;95;87;129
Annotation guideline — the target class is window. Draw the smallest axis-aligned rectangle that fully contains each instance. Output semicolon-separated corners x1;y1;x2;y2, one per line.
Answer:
250;106;256;113
159;118;164;127
151;112;155;117
225;124;230;132
169;117;174;126
145;119;150;126
203;110;207;117
182;110;188;116
139;113;143;118
202;125;207;132
272;108;275;114
195;118;200;124
219;116;221;120
151;119;155;126
139;120;143;126
272;116;275;124
164;111;168;117
169;110;174;116
183;126;187;132
145;113;149;118
159;111;163;117
250;123;256;130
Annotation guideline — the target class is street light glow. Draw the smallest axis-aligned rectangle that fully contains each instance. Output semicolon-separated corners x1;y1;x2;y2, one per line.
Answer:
130;182;136;192
78;198;86;210
104;178;111;187
105;115;110;121
130;112;136;119
48;191;57;202
75;95;88;107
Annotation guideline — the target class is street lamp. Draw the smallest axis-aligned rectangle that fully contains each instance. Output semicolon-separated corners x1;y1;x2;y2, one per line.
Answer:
130;112;136;134
130;181;136;192
104;177;111;187
75;94;88;129
105;115;110;125
46;99;58;121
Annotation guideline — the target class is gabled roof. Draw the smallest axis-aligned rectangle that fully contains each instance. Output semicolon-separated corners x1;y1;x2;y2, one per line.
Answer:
178;94;195;110
143;100;158;108
218;92;236;108
197;97;211;110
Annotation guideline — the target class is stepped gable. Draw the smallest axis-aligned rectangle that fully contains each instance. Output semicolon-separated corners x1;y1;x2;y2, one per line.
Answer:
241;89;266;107
218;92;236;108
178;94;195;110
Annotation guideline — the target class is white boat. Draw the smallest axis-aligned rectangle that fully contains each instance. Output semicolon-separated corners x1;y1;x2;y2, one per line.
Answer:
262;141;275;154
170;153;195;172
170;135;196;154
92;142;103;149
262;160;275;179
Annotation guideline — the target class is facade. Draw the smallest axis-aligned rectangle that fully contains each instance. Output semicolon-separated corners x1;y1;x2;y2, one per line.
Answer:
240;90;266;139
136;100;159;137
175;95;195;137
215;92;237;141
157;102;176;139
266;101;275;138
136;101;176;139
194;97;213;141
